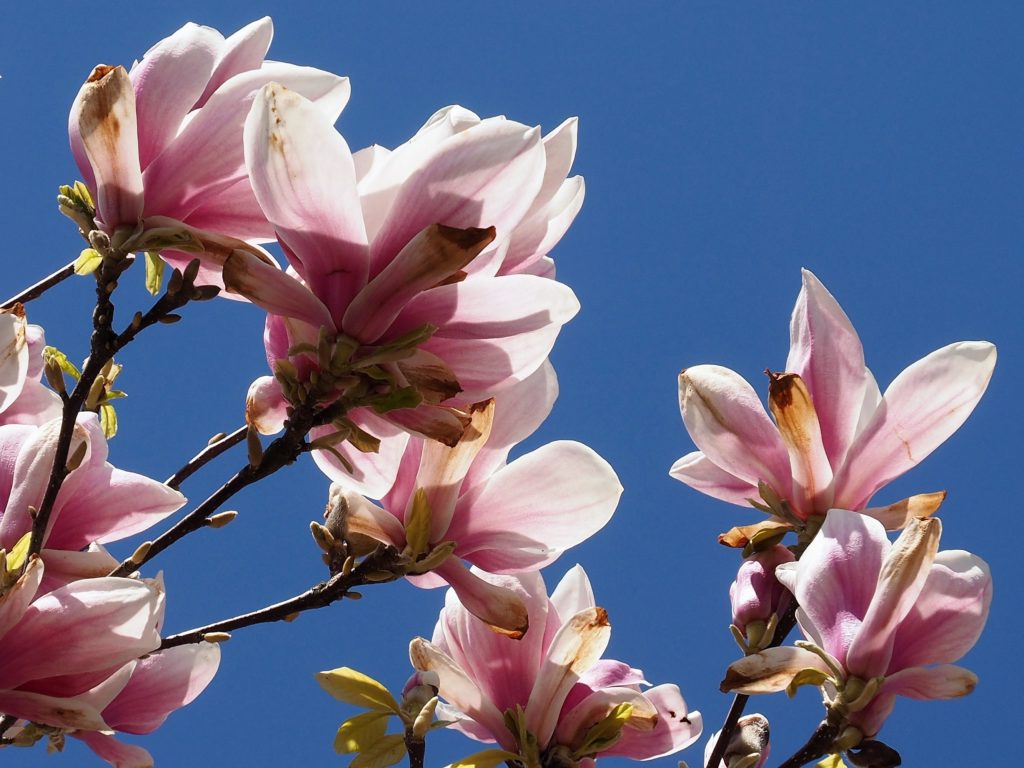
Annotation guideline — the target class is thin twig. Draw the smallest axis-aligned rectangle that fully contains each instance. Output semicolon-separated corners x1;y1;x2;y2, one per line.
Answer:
158;546;402;649
109;403;326;577
0;261;76;310
165;425;247;489
707;600;800;767
405;727;425;768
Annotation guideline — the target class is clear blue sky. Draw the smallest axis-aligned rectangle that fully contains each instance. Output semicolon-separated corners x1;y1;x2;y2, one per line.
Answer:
1;2;1020;766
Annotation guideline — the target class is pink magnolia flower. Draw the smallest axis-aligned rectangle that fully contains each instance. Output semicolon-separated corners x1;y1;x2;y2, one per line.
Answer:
0;557;164;733
328;364;620;635
410;566;702;764
68;17;350;287
672;269;996;526
723;509;991;740
241;85;581;497
73;643;221;768
0;414;185;589
0;310;60;427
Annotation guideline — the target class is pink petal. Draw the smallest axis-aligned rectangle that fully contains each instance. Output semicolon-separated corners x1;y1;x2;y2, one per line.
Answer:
369;119;545;279
0;380;62;427
343;224;496;343
555;686;658;749
501;176;585;275
75;731;155;768
525;606;611;747
604;684;703;760
0;557;42;639
548;564;596;624
197;18;274;106
246;375;288;435
464;361;559;490
436;560;529;638
0;578;161;690
852;665;978;737
834;341;997;510
408;637;510;750
677;366;791;499
788;509;888;667
449;441;621;573
310;410;409;499
38;544;120;594
102;642;221;734
244;83;369;315
0;689;108;731
178;177;275;243
435;570;549;715
143;63;350;223
334;485;406;549
785;269;868;470
222;249;334;329
130;22;221;169
668;451;760;507
889;550;992;671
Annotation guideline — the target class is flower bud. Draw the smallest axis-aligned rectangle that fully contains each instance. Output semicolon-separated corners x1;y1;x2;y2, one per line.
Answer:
729;546;795;653
705;714;770;768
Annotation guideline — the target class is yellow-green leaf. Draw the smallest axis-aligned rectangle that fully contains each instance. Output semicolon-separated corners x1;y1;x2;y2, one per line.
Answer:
786;667;831;697
73;248;103;276
349;733;406;768
334;711;390;754
100;403;118;438
450;748;524;768
144;251;165;296
316;667;399;713
815;755;847;768
42;346;81;380
6;532;32;572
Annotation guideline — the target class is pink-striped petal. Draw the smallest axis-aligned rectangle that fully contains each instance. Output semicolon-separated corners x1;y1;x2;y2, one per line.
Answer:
0;556;42;639
835;341;997;510
244;83;369;316
789;509;888;667
310;410;409;499
369;119;545;279
785;269;868;469
678;366;791;498
889;550;992;671
0;311;28;413
525;606;611;747
548;564;596;625
669;451;760;507
449;441;621;573
130;22;220;169
197;18;274;106
0;689;108;732
222;249;334;329
603;684;703;760
436;560;529;638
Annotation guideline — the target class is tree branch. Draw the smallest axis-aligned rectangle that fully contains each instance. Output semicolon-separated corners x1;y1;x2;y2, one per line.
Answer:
158;546;403;649
775;719;841;768
0;261;76;310
165;425;247;489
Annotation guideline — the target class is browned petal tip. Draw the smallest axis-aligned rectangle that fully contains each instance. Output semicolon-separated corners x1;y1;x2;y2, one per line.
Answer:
87;64;118;83
766;370;801;407
593;606;610;627
487;617;529;640
435;224;497;253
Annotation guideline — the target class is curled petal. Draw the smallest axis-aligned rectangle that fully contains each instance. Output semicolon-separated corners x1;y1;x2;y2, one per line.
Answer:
437;560;529;638
720;646;833;694
669;451;760;508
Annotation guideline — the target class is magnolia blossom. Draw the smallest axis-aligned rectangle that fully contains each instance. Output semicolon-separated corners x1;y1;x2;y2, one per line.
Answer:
328;364;620;634
409;567;701;764
0;310;61;427
0;414;185;589
68;17;350;287
241;85;581;496
723;510;991;740
0;556;163;733
672;269;996;526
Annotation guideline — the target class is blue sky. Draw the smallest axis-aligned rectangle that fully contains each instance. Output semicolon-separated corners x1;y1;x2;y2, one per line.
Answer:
1;2;1021;766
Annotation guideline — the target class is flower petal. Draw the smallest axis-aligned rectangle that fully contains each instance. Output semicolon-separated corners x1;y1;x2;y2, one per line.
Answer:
197;17;274;106
605;684;703;760
720;646;833;694
669;451;760;507
436;560;529;638
834;341;997;510
449;441;621;573
678;366;791;499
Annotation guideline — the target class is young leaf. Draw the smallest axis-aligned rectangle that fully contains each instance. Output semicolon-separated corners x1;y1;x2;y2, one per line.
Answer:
349;733;406;768
334;711;390;754
144;251;166;296
316;668;400;713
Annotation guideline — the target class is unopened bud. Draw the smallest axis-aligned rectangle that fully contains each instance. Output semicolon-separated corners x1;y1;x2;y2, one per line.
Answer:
129;541;152;566
246;427;263;468
705;714;770;768
65;441;89;473
411;696;439;738
730;546;795;653
310;521;337;553
206;511;238;529
202;632;231;643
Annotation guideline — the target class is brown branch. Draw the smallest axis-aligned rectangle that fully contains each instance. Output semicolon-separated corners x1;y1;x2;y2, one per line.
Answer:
158;546;403;649
706;600;799;768
405;727;425;768
775;719;841;768
1;261;76;310
165;425;247;490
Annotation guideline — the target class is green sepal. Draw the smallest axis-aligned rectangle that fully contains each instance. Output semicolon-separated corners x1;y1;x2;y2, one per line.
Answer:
144;251;165;296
